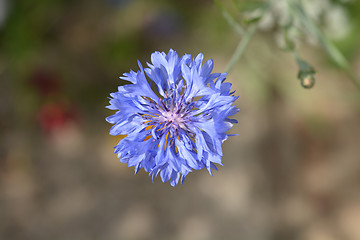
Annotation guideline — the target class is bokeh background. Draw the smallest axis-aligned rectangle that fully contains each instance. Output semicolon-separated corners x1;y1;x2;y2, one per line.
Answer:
1;0;360;240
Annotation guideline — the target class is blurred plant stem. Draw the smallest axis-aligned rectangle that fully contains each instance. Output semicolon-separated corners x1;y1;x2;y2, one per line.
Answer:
225;25;257;73
215;0;245;36
215;0;270;73
288;0;360;90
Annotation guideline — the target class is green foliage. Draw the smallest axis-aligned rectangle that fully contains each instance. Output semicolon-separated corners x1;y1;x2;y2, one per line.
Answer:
216;0;360;90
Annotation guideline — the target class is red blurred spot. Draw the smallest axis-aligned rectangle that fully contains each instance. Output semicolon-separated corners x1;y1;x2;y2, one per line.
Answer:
37;102;79;134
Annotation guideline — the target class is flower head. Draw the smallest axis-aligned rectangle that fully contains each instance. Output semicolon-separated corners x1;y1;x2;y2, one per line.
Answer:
106;49;239;186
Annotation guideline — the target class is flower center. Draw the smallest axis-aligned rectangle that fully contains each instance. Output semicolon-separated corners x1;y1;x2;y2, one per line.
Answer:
161;111;184;129
141;93;194;140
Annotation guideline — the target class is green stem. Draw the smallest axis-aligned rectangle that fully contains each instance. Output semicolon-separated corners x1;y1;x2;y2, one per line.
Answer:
215;0;245;36
225;25;257;73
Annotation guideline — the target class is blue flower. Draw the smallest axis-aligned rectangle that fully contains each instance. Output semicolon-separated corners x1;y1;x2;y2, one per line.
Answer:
106;49;239;186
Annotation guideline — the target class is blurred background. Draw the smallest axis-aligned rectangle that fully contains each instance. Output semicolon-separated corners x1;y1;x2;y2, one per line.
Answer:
1;0;360;240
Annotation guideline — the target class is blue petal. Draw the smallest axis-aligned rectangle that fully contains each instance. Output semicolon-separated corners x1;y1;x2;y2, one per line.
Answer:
106;49;239;186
